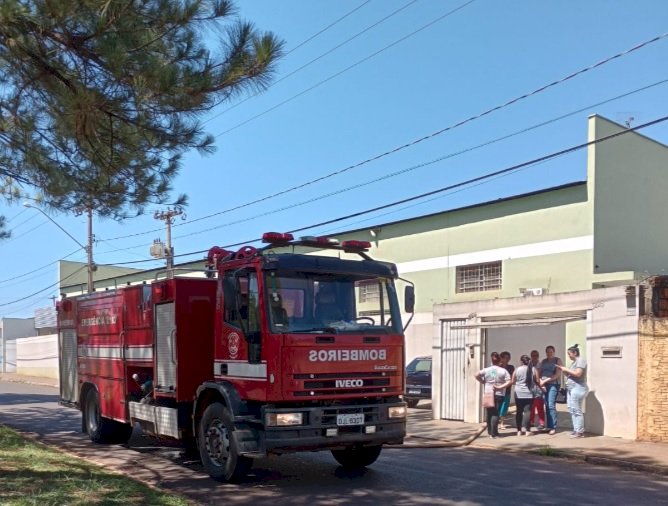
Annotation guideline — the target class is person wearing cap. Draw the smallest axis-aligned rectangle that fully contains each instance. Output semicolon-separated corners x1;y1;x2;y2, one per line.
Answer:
558;344;588;438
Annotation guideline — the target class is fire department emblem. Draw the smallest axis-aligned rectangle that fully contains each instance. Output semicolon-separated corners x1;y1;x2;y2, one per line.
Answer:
228;332;240;359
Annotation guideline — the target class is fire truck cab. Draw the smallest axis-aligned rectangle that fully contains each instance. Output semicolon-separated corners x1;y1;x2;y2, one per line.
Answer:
58;233;414;482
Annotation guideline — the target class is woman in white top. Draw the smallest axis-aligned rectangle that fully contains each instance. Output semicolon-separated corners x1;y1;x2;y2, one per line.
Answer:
474;352;510;439
557;344;588;438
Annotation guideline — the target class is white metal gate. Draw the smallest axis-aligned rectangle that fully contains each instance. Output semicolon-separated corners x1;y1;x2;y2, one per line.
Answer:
440;319;467;420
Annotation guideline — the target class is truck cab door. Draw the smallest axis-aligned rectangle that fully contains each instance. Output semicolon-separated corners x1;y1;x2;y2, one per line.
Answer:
220;269;262;365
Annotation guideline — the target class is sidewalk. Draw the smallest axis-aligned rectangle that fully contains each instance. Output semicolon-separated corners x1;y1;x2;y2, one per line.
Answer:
2;373;667;476
404;404;668;476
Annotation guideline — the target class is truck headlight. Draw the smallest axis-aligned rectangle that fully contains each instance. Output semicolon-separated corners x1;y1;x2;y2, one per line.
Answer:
388;406;407;419
266;412;304;426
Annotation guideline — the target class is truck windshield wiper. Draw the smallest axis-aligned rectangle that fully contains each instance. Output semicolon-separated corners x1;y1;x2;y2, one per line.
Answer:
290;327;337;333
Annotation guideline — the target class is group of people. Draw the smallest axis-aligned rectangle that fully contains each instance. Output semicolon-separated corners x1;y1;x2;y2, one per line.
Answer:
474;344;588;439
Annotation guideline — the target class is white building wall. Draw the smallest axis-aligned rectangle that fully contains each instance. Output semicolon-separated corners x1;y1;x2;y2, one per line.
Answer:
1;317;36;373
585;286;639;439
4;340;16;373
404;312;433;362
16;334;59;379
433;287;639;438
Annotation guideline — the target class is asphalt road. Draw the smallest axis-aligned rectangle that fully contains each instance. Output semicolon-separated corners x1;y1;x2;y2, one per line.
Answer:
1;381;667;506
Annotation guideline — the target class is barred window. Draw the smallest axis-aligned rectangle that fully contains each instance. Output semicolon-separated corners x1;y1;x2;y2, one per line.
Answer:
358;281;380;303
456;261;502;293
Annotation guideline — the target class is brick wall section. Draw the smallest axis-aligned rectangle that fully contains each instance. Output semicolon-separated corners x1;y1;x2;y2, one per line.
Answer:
637;317;668;442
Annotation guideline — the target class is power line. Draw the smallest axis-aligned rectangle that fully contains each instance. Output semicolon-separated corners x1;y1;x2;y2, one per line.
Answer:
284;1;373;57
100;78;668;250
214;0;476;138
98;113;668;267
281;114;668;235
204;0;419;124
0;265;87;308
101;28;668;244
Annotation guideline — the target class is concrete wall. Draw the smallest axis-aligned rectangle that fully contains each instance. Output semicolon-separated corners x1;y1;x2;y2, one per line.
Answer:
3;340;16;373
585;286;639;438
433;287;640;438
1;318;36;373
16;334;59;379
0;318;36;339
589;115;668;275
404;312;434;363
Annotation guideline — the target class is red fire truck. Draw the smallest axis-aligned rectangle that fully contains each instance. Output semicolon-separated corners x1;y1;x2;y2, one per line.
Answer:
58;233;414;481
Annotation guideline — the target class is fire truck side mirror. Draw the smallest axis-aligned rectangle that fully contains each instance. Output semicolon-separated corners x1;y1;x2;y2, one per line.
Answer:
404;286;415;313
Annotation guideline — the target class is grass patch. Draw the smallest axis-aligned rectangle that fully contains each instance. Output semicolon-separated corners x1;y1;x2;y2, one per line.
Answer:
0;425;191;506
535;445;557;456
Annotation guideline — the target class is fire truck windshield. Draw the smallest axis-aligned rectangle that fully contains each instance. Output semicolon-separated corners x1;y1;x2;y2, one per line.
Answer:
264;271;402;334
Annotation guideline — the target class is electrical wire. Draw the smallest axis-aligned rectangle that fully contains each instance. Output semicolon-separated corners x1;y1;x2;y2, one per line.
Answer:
0;248;83;285
0;265;87;307
214;0;476;137
101;28;668;244
96;113;668;267
98;78;668;251
284;1;373;57
204;0;419;123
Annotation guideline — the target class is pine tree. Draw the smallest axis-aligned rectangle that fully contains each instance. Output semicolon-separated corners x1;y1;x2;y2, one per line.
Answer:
0;0;283;224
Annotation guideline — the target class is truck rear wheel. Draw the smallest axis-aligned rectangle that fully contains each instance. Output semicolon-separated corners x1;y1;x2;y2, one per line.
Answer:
198;402;251;482
331;445;382;470
84;389;133;444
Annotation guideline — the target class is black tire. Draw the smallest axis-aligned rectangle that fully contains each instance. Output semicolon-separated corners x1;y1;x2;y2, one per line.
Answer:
83;389;133;444
197;402;252;482
331;445;382;470
406;398;420;408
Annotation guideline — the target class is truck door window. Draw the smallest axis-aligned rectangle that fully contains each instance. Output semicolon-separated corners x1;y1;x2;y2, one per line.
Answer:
223;270;259;333
245;271;260;334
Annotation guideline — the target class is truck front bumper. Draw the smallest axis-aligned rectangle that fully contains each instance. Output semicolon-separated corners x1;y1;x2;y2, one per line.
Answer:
259;401;406;454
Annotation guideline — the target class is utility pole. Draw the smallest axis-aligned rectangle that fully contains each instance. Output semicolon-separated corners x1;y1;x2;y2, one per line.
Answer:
86;208;95;293
154;208;183;277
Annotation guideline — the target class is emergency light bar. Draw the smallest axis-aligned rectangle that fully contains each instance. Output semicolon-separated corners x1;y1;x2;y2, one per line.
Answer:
262;232;294;244
299;235;340;246
342;240;371;252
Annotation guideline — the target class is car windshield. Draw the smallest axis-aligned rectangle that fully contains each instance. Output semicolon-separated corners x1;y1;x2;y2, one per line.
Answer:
264;271;401;334
406;358;431;373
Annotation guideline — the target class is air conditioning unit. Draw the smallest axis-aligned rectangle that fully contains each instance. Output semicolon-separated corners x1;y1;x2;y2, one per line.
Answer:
525;287;546;296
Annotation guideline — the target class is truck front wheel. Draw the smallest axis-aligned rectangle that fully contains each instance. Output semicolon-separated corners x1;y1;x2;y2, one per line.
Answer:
198;402;251;482
331;445;382;470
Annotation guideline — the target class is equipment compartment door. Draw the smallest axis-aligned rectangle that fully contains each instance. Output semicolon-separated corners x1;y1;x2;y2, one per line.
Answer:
155;302;176;394
59;329;78;404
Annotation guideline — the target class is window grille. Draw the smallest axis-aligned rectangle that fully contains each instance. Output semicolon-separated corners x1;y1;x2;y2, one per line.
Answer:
456;261;502;293
358;281;380;303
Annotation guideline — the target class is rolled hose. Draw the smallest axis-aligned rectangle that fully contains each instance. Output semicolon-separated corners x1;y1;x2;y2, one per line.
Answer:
386;408;515;449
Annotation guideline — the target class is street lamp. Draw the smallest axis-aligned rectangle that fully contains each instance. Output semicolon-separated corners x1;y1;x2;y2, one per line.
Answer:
23;202;95;293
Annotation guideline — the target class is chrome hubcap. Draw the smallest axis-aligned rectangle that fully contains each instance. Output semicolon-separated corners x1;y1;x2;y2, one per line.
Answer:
205;419;230;466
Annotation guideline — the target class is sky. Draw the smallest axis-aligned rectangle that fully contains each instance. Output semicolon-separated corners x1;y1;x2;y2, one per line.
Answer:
2;0;668;318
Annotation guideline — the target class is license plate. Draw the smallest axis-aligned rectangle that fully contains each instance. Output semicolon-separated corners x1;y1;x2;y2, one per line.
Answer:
337;413;365;426
408;389;421;395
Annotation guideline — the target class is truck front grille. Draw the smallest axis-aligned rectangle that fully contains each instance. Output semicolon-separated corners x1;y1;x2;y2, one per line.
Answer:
292;371;397;397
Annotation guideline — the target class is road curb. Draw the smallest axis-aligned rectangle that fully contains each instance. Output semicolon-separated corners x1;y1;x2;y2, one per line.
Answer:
471;441;668;477
0;376;58;388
